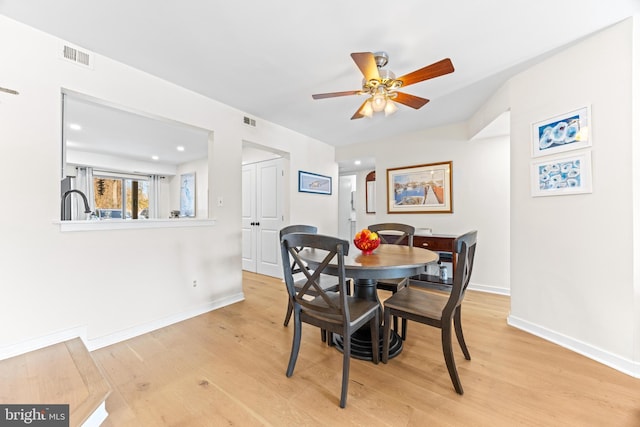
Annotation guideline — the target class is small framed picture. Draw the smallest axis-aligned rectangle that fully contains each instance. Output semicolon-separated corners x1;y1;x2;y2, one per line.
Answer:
532;106;591;157
530;151;592;197
180;172;196;216
298;170;332;195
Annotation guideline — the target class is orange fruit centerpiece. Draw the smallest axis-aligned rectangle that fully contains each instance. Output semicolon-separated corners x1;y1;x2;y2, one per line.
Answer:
353;228;380;255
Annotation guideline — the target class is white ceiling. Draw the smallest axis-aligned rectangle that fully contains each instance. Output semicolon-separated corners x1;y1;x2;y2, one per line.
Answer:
2;0;639;153
64;94;210;166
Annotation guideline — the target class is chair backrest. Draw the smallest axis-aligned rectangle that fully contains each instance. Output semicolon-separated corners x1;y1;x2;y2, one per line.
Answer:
279;224;318;239
368;223;415;246
280;232;350;322
444;231;478;317
280;225;318;275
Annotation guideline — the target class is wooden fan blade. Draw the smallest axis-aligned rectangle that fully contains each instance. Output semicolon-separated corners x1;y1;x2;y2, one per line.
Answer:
312;90;360;100
350;52;380;81
393;92;430;109
351;100;370;120
396;58;454;88
0;86;19;95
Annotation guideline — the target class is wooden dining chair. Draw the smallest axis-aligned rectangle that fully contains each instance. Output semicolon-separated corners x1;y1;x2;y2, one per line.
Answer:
368;223;415;340
280;225;351;332
381;230;477;395
280;232;379;408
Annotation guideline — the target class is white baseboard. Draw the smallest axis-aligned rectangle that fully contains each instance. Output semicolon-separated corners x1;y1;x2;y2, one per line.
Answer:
0;293;245;360
468;281;510;296
81;401;108;427
0;325;88;361
86;292;245;351
507;314;640;378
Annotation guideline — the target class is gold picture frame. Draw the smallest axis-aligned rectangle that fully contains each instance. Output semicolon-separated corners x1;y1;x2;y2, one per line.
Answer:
387;161;453;213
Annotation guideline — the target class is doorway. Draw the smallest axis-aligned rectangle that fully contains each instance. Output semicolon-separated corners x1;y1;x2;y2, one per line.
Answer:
338;175;356;242
242;157;285;278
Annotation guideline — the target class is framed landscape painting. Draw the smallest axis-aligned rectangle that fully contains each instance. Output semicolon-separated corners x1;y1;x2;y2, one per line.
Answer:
387;161;452;213
298;170;332;195
530;151;592;197
532;106;591;157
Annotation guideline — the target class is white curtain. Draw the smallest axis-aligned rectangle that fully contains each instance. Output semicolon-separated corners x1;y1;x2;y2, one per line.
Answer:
73;167;94;220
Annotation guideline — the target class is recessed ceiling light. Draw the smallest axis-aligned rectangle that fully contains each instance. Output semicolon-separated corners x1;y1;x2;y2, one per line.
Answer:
176;146;185;151
69;123;82;131
151;155;159;161
354;160;361;165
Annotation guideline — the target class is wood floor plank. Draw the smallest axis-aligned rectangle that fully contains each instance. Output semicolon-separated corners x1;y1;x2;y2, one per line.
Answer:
86;271;640;426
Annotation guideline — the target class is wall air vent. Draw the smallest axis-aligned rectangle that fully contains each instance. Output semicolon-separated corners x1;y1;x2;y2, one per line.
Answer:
59;42;94;69
243;116;256;127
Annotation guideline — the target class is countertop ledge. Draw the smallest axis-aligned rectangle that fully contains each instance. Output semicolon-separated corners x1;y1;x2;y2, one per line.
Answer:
57;218;216;232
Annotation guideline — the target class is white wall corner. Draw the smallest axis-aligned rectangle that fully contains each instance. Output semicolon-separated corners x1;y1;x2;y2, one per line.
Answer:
0;325;88;361
631;13;640;378
507;314;640;379
467;81;511;139
86;293;245;351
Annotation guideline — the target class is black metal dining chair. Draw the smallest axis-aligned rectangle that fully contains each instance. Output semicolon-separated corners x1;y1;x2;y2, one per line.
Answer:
381;230;477;395
280;232;379;408
368;223;415;340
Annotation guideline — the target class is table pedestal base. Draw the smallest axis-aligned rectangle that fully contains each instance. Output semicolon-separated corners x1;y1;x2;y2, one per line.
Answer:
333;327;402;361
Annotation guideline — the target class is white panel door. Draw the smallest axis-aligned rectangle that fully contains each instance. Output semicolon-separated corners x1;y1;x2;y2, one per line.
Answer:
241;158;284;278
241;164;257;271
256;159;284;277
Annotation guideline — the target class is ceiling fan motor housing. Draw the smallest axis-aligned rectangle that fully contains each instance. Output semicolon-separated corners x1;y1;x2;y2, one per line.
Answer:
373;51;389;68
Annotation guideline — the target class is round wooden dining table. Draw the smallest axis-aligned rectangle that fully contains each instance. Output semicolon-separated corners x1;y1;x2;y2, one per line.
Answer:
298;243;438;361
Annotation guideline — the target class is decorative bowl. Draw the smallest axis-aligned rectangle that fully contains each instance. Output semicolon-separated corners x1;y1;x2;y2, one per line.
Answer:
353;229;380;255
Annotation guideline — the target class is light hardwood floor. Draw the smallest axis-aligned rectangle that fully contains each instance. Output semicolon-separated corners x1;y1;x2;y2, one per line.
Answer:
93;272;640;426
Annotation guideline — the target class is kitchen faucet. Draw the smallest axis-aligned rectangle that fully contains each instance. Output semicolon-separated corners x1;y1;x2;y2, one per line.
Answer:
61;189;92;220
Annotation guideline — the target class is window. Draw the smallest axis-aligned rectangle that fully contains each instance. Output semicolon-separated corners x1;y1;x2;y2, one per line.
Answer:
61;91;211;223
93;171;155;219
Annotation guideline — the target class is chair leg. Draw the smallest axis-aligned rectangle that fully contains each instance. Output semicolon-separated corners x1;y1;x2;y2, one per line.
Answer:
286;310;302;378
370;312;380;364
340;329;351;408
327;331;335;347
392;315;399;337
321;329;326;342
382;307;391;364
401;318;408;341
283;300;293;326
454;307;470;360
442;323;464;394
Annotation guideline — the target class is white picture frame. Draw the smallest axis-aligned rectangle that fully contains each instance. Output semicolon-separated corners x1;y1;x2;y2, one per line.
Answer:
532;106;591;158
530;151;592;197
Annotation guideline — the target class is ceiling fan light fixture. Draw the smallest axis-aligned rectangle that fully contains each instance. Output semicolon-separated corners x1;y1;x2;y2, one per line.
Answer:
371;91;387;112
378;68;396;83
384;100;398;116
311;52;454;120
361;100;373;118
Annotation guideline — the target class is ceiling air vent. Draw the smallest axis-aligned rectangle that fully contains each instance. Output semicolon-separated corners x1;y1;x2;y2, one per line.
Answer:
243;116;256;127
59;42;94;69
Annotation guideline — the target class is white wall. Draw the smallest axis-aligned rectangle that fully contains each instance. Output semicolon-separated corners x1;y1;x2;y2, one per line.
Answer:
505;18;638;375
0;16;337;356
337;123;511;294
632;13;640;374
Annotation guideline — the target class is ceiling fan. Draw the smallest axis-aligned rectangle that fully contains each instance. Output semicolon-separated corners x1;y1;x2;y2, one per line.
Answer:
312;52;454;120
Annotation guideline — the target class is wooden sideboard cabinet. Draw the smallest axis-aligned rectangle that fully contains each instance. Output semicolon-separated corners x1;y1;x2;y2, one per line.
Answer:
379;232;469;289
411;234;458;288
